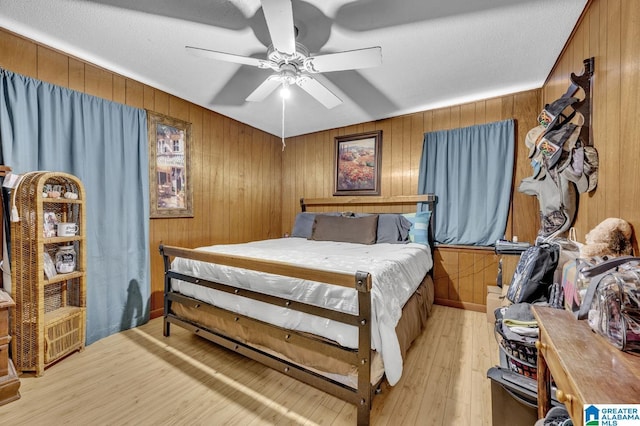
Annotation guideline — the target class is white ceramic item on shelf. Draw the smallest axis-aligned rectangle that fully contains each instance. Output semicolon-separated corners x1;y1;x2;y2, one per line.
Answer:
55;245;76;273
57;222;79;237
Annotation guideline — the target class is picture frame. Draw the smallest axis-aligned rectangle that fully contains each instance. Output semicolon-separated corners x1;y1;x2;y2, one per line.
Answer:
43;211;58;237
334;130;382;196
147;111;193;218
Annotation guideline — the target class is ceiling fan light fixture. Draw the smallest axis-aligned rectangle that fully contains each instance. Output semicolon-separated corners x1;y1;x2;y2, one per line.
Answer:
280;82;291;99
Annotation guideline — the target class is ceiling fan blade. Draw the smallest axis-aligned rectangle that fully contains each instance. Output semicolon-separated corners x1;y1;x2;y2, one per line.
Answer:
296;75;342;109
304;47;382;73
186;46;272;69
261;0;296;55
246;76;282;102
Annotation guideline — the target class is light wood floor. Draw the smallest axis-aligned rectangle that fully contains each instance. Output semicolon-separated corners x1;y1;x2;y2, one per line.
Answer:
0;305;499;425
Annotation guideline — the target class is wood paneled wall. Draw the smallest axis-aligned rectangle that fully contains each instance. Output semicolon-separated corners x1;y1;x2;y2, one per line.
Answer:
281;91;542;309
282;0;640;310
0;28;283;318
282;93;542;242
543;0;640;246
4;0;632;315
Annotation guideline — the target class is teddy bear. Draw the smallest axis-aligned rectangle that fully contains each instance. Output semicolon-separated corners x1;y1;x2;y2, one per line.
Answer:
580;217;634;258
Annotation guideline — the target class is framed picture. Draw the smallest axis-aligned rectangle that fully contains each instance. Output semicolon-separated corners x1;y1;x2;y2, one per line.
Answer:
334;130;382;196
148;111;193;218
43;211;58;237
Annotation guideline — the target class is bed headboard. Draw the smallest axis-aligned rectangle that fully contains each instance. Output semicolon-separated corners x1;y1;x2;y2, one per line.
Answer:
299;194;437;250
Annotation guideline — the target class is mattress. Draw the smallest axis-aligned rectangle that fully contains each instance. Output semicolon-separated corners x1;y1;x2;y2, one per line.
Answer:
170;237;433;385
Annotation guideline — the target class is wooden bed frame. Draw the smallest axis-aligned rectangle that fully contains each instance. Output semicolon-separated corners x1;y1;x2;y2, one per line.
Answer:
160;195;436;425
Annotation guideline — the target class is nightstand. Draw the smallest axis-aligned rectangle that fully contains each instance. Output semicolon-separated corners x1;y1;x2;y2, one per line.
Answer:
0;290;20;405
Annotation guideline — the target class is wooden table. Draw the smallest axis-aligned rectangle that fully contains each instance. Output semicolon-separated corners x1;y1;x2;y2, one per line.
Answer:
533;306;640;424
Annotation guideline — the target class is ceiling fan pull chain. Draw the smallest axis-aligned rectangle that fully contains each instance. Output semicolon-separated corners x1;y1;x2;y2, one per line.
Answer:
281;84;286;151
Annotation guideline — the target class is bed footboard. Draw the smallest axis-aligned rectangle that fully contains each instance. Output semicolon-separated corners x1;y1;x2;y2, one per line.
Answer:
160;244;377;425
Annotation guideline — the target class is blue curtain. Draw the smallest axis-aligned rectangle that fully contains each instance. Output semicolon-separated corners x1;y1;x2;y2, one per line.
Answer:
0;69;150;344
418;120;514;246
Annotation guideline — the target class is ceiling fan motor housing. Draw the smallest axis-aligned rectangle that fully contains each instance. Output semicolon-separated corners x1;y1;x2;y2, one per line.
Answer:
267;42;312;72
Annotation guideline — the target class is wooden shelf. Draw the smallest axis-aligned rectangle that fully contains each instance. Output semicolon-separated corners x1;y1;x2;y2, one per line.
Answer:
44;236;83;244
11;172;86;375
44;306;83;324
43;271;84;286
42;198;82;204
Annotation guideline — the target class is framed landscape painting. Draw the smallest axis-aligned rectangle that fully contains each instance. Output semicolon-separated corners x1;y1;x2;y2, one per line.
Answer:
147;111;193;218
334;130;382;196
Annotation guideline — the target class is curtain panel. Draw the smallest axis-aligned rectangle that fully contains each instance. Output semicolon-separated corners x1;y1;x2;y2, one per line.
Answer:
418;119;514;246
0;68;150;344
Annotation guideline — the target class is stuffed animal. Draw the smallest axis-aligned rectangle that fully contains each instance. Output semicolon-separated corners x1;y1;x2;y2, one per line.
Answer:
580;218;634;258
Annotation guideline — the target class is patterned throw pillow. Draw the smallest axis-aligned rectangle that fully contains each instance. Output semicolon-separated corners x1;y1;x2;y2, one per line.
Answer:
403;211;432;245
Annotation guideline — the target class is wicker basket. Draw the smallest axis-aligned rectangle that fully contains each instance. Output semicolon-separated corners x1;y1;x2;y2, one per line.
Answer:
10;171;86;375
44;307;84;363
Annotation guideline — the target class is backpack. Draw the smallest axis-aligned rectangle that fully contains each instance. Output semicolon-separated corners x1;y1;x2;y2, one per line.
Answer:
506;243;560;304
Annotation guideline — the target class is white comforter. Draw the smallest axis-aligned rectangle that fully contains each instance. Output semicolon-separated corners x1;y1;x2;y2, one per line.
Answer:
170;237;433;385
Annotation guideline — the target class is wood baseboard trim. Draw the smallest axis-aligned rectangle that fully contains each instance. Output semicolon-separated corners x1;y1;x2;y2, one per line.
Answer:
150;308;164;320
434;298;486;313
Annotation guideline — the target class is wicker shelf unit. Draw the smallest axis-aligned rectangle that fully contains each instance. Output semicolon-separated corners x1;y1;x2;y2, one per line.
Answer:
10;171;86;375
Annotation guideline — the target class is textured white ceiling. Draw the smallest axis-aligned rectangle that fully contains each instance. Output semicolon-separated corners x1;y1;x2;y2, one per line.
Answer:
0;0;587;137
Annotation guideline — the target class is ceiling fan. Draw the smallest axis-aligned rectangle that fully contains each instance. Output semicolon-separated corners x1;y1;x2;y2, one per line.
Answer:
186;0;382;109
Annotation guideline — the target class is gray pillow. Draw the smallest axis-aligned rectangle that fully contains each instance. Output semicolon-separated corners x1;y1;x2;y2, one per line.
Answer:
310;214;379;244
375;214;412;243
291;212;341;238
355;213;412;243
291;212;316;238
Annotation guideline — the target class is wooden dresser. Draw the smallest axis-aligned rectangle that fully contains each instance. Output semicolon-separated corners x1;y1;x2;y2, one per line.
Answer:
0;290;20;405
533;306;640;424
